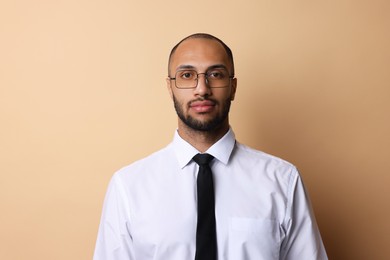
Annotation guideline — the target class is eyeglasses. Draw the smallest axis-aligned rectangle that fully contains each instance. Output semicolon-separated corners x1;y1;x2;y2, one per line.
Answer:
169;68;234;89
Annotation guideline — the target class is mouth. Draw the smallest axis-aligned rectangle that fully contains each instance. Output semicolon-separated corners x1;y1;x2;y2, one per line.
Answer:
189;99;216;113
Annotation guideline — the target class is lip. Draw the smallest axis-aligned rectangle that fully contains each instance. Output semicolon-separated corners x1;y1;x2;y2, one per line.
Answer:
190;100;216;113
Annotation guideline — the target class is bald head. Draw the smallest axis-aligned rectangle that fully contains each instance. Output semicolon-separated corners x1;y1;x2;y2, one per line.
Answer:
168;33;235;77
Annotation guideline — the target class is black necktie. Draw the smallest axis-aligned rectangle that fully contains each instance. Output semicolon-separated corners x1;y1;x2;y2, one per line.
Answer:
193;153;217;260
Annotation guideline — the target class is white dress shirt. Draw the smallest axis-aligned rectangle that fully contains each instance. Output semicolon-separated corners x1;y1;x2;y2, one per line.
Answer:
94;129;327;260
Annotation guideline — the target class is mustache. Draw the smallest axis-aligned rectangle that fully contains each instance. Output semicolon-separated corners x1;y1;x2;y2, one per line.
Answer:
188;97;217;106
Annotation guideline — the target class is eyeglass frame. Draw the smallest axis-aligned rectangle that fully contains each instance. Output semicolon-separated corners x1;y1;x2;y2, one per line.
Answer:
168;67;235;89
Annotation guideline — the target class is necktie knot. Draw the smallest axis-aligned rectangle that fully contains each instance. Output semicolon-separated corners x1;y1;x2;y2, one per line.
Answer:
193;153;214;166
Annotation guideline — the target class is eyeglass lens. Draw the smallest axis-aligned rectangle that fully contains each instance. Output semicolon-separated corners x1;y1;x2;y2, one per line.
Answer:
175;69;231;89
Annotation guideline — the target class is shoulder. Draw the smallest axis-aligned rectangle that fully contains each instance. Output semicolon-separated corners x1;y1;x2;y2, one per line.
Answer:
235;142;295;168
233;142;299;181
113;143;175;180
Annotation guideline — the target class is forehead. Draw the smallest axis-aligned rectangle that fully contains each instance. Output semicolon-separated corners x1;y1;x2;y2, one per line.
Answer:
170;38;230;71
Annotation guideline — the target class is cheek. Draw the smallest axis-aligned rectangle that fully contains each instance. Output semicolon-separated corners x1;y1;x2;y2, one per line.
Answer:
217;90;234;102
172;92;181;102
172;92;188;107
174;89;191;101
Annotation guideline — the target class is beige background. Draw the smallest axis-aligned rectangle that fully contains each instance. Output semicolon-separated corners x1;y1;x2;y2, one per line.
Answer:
1;0;389;259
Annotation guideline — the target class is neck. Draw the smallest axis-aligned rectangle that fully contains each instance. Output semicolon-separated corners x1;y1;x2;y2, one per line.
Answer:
177;120;230;153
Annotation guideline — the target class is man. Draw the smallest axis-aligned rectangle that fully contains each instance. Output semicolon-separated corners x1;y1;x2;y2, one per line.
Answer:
94;33;327;260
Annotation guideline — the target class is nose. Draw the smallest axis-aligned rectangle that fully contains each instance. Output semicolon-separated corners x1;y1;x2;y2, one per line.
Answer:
194;73;211;96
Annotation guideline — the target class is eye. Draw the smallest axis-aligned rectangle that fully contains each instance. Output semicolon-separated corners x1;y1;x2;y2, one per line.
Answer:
208;70;227;79
178;70;196;80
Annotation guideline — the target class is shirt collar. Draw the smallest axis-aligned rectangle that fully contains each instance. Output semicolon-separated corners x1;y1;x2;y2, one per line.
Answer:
173;128;236;169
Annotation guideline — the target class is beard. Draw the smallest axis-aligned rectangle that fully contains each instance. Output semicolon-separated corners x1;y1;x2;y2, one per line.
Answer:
173;94;231;132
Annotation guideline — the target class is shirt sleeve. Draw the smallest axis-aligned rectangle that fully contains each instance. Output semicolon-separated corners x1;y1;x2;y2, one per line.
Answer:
280;168;328;260
93;174;135;260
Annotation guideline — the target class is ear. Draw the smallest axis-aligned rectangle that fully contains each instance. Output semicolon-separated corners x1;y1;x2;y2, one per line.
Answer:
166;77;173;99
230;77;237;101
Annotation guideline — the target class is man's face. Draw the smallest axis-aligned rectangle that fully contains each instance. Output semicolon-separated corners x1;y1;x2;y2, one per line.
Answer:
167;38;237;132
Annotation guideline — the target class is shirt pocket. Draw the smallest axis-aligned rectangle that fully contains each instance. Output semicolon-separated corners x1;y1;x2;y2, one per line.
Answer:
228;217;281;260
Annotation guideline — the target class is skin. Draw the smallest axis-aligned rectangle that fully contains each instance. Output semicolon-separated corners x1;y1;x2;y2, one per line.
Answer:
166;38;237;152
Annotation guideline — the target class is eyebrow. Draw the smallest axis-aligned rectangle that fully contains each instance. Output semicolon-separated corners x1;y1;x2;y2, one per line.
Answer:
176;64;196;71
175;64;229;72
